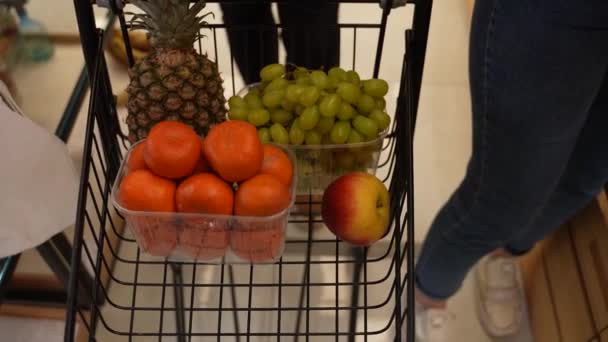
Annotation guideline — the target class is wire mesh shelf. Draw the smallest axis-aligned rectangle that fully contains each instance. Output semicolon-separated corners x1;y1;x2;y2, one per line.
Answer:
64;1;433;341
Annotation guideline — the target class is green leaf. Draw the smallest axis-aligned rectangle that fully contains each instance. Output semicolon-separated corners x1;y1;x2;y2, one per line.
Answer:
127;23;149;30
188;1;207;16
130;1;157;17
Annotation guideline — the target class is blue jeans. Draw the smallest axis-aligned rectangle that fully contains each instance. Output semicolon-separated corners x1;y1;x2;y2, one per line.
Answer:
415;0;608;300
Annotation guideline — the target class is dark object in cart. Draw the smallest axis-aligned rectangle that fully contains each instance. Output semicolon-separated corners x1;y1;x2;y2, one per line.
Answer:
64;1;432;341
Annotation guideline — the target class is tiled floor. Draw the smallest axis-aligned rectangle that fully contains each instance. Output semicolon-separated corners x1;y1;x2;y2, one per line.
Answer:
3;0;534;341
0;316;64;342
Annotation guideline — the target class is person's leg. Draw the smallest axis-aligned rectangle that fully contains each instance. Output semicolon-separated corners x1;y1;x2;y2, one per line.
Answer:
471;81;608;336
220;2;278;84
277;0;339;70
504;77;608;255
415;0;608;303
472;75;608;337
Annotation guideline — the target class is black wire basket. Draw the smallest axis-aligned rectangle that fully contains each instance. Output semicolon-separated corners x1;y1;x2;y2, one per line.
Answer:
64;1;432;341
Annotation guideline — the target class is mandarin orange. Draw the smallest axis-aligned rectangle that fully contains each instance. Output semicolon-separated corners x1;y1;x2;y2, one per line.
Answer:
144;121;201;179
176;173;234;215
126;141;148;172
203;121;263;182
234;174;290;216
259;144;293;187
118;169;176;212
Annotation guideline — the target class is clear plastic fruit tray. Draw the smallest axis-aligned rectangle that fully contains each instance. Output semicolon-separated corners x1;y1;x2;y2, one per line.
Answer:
288;136;385;194
235;83;387;196
111;142;297;264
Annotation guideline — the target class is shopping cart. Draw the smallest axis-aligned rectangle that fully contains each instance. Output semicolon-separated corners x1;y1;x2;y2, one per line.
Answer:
63;0;432;341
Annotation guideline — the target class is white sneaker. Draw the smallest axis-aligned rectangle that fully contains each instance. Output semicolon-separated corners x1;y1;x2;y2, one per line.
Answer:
475;255;524;337
414;302;453;342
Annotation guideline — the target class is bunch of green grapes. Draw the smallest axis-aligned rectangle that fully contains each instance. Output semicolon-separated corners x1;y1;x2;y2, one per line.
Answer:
227;63;392;146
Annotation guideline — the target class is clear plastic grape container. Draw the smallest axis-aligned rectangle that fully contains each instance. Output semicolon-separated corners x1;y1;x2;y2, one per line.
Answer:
111;142;297;264
288;137;385;193
235;83;387;197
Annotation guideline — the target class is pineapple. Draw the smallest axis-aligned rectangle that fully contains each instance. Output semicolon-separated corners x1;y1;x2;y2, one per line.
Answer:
126;0;226;143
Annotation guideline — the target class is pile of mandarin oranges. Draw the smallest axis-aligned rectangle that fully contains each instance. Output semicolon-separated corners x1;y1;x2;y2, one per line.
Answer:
117;120;294;261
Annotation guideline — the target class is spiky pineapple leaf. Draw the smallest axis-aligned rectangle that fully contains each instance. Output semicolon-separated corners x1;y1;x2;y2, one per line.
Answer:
128;13;158;31
188;1;208;17
128;0;211;49
127;23;150;31
129;1;158;19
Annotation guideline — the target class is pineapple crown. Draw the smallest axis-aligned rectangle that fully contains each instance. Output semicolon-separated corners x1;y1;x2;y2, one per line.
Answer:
127;0;213;49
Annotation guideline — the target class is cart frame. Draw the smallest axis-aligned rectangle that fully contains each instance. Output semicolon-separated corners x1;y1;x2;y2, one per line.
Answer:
64;1;433;341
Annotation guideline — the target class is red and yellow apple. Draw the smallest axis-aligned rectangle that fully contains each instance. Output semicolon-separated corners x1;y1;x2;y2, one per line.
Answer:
321;172;390;246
